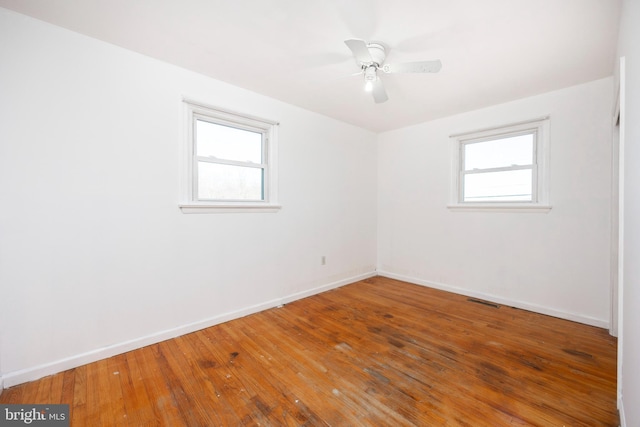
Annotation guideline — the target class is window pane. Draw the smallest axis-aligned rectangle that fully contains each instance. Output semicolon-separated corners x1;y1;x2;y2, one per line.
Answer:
196;119;262;163
464;133;534;171
197;162;263;200
463;169;532;202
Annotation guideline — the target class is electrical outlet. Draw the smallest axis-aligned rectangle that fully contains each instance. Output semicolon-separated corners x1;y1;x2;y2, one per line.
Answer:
321;256;326;265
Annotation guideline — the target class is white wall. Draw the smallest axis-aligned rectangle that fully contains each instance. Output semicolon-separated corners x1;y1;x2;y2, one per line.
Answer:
378;77;614;327
0;9;377;386
617;0;640;424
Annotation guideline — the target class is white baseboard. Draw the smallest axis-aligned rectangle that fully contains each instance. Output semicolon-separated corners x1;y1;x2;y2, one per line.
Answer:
619;396;626;427
377;271;609;329
2;271;376;389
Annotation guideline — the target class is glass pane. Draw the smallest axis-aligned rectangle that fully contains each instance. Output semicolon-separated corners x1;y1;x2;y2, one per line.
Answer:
197;162;264;200
196;119;262;163
463;169;532;202
464;133;534;171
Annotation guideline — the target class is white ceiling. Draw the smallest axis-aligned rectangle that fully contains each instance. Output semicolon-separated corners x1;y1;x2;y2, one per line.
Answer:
0;0;622;133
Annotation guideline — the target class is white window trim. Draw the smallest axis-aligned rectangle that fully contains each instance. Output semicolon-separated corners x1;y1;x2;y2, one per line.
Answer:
447;116;551;213
179;99;281;213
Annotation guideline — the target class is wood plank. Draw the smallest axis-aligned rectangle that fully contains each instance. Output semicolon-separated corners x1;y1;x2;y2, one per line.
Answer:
136;344;189;427
60;369;75;404
85;358;116;427
105;354;127;425
71;365;87;426
0;277;619;426
120;349;158;425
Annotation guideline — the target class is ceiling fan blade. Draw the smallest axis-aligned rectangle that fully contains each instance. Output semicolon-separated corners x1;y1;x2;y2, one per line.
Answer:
382;60;442;74
344;39;373;63
371;78;388;103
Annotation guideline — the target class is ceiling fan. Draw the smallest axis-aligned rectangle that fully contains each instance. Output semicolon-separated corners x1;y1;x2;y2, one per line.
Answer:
344;39;442;103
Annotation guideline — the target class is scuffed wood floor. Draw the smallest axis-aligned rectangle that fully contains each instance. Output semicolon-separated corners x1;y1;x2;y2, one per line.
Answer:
1;276;618;426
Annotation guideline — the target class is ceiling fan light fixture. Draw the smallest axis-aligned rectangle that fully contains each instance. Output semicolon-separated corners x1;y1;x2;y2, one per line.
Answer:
364;65;377;81
364;65;377;91
364;80;373;92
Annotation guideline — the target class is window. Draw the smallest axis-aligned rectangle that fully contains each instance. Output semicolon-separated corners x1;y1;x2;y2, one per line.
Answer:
180;100;280;213
449;117;550;212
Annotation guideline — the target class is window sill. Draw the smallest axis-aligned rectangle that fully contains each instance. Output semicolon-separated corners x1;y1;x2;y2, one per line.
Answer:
447;204;552;213
179;203;282;214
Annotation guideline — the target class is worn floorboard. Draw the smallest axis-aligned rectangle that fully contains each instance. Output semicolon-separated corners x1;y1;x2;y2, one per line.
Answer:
0;276;618;426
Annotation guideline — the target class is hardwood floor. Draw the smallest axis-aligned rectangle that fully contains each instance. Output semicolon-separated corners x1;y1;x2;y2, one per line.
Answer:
1;276;618;426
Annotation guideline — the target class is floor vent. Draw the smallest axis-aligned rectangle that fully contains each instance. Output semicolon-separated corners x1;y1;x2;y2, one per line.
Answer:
467;298;500;309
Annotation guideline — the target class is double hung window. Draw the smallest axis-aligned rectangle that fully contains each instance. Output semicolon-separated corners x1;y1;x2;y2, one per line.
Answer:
450;117;550;211
180;100;279;213
195;118;265;201
461;131;535;202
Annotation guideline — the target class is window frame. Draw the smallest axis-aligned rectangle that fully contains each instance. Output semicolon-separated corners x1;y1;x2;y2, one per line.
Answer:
448;117;551;212
180;99;280;213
